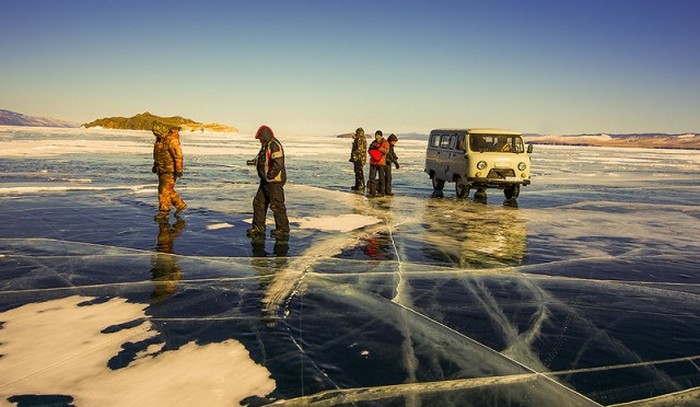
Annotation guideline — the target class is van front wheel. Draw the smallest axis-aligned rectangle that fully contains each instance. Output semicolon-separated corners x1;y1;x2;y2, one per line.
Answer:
455;177;470;198
432;177;445;191
504;185;520;199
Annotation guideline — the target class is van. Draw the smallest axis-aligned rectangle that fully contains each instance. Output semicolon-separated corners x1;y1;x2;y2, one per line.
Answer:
424;128;532;199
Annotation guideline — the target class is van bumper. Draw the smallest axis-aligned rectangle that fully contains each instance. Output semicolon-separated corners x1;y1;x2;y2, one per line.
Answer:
467;177;531;187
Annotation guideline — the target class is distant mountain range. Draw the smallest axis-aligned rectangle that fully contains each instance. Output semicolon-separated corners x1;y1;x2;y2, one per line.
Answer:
82;111;238;133
0;109;79;128
524;133;700;150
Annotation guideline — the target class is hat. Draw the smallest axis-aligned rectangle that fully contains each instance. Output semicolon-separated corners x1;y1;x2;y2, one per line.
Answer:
255;125;274;140
152;123;167;136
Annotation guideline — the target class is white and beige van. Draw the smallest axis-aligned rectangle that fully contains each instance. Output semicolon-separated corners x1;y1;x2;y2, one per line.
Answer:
424;128;532;199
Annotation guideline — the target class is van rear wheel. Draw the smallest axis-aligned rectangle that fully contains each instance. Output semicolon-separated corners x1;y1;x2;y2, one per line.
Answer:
504;185;520;199
431;177;445;191
455;177;470;198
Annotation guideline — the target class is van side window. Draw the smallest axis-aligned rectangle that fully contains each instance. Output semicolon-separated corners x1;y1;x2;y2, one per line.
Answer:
440;135;451;149
514;138;525;153
430;135;440;148
456;135;466;151
449;135;457;150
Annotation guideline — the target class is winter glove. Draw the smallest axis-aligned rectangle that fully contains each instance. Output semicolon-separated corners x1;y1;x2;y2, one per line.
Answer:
349;158;354;162
151;164;157;173
175;172;183;178
394;162;400;169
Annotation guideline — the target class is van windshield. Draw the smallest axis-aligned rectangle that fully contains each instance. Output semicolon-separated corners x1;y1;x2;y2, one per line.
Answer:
469;134;524;153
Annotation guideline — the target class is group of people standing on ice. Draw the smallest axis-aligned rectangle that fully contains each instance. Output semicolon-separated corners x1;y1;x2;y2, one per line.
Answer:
150;124;399;240
350;128;399;198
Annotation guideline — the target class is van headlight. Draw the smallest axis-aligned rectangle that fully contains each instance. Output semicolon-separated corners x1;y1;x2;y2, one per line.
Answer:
518;162;527;171
477;161;487;170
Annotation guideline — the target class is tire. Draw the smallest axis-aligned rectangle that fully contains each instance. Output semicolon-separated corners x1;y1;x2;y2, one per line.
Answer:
455;177;469;198
432;176;445;191
504;185;520;199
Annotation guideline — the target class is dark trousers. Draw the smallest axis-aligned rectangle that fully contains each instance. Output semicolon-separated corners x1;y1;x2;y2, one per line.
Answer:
252;182;289;231
368;164;385;196
353;160;365;188
384;164;393;194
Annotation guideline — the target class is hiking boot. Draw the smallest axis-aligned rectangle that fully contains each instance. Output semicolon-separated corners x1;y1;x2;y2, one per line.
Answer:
246;226;265;237
154;211;169;220
270;229;290;239
174;204;188;216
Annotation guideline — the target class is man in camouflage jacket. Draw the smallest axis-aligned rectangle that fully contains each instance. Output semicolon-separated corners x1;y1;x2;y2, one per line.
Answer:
152;124;187;219
349;127;367;191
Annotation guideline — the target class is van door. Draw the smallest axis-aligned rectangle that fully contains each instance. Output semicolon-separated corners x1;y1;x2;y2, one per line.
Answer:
440;134;452;178
454;134;467;178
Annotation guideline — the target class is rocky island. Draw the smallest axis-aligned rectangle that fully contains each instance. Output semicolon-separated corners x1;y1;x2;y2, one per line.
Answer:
82;111;238;133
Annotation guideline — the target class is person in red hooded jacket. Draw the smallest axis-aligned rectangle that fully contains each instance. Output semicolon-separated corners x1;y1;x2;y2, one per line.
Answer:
367;130;389;197
246;125;290;239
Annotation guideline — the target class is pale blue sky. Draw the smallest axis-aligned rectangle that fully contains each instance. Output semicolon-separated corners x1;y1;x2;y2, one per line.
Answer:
2;0;699;136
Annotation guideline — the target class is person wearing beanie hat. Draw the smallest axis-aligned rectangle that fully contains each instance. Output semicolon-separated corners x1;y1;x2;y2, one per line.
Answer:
349;127;367;191
152;124;187;220
384;134;399;195
367;130;389;197
246;125;290;239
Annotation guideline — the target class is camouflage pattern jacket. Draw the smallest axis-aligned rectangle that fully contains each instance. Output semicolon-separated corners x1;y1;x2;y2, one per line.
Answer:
350;133;367;164
153;132;184;175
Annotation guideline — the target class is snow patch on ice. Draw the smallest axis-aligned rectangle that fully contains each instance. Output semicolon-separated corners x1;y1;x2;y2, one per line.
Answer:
0;295;276;405
206;222;235;231
296;214;382;232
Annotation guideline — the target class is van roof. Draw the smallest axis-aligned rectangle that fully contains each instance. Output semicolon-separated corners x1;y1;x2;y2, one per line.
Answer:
430;128;522;136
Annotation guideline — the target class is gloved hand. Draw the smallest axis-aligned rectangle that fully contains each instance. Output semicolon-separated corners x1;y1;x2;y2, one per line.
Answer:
349;158;354;162
175;172;183;178
151;164;157;173
394;162;400;169
246;158;257;165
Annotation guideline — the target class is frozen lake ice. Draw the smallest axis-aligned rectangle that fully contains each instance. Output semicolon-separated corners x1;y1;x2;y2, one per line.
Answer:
0;126;699;406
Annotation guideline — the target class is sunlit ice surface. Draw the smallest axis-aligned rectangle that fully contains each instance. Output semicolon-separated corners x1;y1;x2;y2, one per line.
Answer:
0;126;698;406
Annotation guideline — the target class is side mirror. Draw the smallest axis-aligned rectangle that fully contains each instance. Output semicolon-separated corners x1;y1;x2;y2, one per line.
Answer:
527;144;533;154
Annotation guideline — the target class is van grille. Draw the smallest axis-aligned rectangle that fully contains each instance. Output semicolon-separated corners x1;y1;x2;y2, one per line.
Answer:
487;168;515;179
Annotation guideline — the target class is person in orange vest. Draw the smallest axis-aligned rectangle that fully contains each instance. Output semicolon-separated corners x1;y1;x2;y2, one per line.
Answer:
367;130;389;197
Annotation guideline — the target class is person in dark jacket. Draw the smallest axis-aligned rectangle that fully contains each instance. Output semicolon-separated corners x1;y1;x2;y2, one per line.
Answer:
152;124;187;220
384;134;399;195
246;125;290;239
349;127;367;191
367;130;389;197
